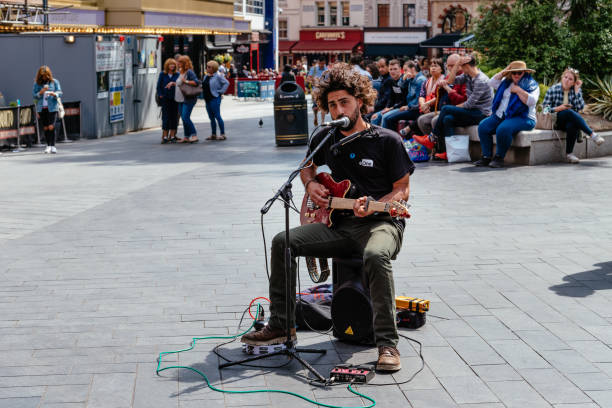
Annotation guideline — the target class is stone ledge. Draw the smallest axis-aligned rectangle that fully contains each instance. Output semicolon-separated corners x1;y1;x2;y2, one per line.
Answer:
454;125;612;165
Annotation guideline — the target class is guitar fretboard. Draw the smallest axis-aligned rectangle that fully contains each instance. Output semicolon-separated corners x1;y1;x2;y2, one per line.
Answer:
329;197;389;212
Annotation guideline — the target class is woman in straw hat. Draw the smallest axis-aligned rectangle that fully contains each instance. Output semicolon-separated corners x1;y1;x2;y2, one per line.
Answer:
542;68;605;164
474;61;539;168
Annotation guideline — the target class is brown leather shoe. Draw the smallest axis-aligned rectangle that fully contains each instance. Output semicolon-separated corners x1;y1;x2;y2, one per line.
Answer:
241;325;297;346
376;346;401;372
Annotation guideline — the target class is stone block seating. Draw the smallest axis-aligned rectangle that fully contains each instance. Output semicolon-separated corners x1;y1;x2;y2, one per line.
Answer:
454;126;612;165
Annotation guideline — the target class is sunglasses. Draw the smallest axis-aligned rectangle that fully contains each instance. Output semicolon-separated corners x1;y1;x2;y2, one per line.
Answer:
511;71;524;76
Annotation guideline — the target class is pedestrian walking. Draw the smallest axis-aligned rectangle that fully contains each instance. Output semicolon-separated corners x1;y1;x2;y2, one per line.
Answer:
175;55;200;143
202;60;230;141
156;58;180;143
32;65;62;154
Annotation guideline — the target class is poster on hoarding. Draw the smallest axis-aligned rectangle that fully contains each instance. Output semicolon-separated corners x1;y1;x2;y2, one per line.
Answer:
96;41;125;72
125;53;133;89
109;71;124;123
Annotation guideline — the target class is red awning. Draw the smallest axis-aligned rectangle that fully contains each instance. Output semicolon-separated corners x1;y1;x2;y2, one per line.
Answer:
279;40;297;53
291;40;360;54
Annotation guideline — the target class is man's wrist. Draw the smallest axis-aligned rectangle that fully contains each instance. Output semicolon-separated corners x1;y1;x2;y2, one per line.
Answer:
304;179;316;190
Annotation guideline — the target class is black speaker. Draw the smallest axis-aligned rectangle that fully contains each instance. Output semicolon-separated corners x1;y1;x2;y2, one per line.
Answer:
331;258;375;345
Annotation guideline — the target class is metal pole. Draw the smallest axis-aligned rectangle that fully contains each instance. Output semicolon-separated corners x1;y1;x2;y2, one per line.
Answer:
59;116;71;142
274;0;279;72
33;108;44;147
42;0;48;29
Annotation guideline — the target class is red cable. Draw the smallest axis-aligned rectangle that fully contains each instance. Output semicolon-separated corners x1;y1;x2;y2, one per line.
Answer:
248;296;270;320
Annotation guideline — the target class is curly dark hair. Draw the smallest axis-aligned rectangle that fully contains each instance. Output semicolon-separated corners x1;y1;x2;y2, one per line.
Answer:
312;63;377;115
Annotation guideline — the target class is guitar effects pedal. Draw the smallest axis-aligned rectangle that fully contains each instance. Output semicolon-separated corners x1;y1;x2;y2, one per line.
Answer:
330;364;375;383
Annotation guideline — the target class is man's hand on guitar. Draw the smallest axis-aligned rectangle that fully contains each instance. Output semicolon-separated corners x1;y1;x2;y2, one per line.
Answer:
307;182;330;208
353;196;376;218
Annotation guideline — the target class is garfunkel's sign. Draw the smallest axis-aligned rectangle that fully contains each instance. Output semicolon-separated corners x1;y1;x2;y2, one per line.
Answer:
315;31;346;40
0;105;36;141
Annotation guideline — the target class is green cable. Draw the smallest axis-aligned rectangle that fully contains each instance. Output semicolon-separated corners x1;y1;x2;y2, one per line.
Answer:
156;303;376;408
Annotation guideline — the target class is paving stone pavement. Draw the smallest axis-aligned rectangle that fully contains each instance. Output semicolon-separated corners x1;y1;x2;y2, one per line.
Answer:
1;97;612;407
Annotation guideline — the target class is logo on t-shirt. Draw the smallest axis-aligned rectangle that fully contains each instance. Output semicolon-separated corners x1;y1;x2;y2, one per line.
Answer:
359;158;374;167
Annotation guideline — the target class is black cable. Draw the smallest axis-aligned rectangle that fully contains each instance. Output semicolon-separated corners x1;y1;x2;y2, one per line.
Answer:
306;333;425;388
260;213;270;281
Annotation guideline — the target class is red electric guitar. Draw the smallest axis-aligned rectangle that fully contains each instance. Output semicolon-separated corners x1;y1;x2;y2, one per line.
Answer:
299;172;410;283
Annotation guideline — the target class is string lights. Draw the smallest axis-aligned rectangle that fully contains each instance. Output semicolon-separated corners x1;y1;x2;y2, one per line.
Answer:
0;24;245;35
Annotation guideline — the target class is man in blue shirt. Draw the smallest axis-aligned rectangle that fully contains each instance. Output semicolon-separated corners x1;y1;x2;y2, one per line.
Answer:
307;59;328;126
379;61;426;131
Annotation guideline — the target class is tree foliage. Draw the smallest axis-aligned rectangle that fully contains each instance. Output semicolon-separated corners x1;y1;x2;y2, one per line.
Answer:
470;0;611;81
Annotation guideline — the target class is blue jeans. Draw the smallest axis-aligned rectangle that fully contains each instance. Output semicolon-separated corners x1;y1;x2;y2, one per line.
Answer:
205;96;225;135
556;109;593;154
478;115;536;159
371;110;385;126
380;108;420;130
432;105;487;153
179;100;196;137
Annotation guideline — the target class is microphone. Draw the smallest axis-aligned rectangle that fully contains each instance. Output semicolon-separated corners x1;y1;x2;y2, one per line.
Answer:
322;117;350;129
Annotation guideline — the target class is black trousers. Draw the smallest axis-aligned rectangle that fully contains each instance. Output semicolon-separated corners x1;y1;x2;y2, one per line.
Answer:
39;108;57;146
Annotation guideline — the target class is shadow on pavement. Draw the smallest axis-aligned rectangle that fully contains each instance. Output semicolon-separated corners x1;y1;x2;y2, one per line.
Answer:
549;261;612;297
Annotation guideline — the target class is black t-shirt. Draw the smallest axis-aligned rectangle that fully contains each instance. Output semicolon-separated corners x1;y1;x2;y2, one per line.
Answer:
306;124;415;228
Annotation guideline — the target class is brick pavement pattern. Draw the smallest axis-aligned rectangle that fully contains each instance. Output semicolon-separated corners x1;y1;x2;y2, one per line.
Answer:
1;98;612;407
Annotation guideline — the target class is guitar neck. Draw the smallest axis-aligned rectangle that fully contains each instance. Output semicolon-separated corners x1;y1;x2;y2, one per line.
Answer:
329;197;389;213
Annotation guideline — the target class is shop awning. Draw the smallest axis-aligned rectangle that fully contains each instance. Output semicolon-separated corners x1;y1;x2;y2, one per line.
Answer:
279;40;297;53
291;40;360;54
419;33;463;48
364;44;420;58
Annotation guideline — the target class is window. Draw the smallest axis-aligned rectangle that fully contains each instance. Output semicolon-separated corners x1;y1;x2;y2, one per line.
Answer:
234;0;243;13
403;4;415;27
316;2;325;26
342;1;350;26
330;3;337;25
278;19;288;39
246;0;263;15
377;4;390;27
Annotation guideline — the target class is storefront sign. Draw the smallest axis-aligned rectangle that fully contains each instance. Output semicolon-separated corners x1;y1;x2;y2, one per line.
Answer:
144;11;233;29
109;71;124;123
299;29;363;43
236;44;250;53
96;41;125;72
315;31;346;40
0;105;36;140
364;31;427;44
48;9;104;26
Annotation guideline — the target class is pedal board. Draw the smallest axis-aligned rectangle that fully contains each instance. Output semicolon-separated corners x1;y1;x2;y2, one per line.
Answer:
330;364;375;383
242;340;296;355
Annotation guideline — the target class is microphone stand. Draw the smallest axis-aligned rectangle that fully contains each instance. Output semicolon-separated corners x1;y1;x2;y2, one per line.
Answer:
218;127;338;383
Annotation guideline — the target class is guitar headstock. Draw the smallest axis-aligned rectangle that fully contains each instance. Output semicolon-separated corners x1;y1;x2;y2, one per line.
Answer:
389;200;411;218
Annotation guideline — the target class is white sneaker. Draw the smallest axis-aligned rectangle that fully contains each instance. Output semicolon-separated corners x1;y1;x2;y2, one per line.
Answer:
567;153;580;164
50;146;57;154
44;146;51;154
591;133;605;146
